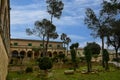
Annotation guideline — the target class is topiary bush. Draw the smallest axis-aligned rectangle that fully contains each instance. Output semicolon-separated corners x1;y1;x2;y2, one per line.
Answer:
38;57;53;71
52;55;59;63
25;67;33;73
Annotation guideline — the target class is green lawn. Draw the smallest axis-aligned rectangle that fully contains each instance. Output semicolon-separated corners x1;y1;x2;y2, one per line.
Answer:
7;65;120;80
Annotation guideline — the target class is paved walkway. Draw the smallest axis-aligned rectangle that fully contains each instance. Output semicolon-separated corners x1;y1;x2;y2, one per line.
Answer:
109;61;120;67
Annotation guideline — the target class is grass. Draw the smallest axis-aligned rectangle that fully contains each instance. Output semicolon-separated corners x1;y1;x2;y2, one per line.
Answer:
7;70;42;80
7;65;120;80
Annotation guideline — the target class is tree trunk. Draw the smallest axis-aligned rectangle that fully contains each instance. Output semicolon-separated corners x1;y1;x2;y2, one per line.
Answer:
87;61;91;72
73;62;76;71
105;61;109;70
51;14;53;24
42;35;45;56
45;34;49;57
90;61;92;72
67;44;69;56
63;42;66;54
101;37;105;68
115;48;118;59
44;69;48;77
45;14;53;56
76;48;78;58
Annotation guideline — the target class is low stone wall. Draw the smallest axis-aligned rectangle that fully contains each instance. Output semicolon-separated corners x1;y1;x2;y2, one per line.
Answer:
0;36;8;80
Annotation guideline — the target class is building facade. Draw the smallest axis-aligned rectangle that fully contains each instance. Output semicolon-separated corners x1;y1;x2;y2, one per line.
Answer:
67;47;115;62
10;39;116;64
77;48;115;62
10;39;64;61
0;0;10;80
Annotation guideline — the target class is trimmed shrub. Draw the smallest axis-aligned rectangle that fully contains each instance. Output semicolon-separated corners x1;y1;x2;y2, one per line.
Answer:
38;57;53;71
112;58;120;62
25;67;33;73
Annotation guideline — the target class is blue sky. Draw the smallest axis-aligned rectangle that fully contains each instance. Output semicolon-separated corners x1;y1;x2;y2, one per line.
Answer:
10;0;105;48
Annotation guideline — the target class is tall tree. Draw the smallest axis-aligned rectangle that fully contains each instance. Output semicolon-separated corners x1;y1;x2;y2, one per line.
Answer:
84;45;92;72
60;33;67;54
107;20;120;59
46;0;64;55
103;49;109;70
49;32;59;39
83;42;101;72
84;7;109;67
26;19;58;56
70;43;77;71
46;0;64;23
101;0;120;59
74;42;79;53
65;37;71;56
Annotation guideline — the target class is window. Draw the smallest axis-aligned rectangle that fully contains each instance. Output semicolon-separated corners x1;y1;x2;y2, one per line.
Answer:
57;45;60;48
14;43;18;46
49;44;52;47
10;43;12;45
40;44;43;47
28;43;32;46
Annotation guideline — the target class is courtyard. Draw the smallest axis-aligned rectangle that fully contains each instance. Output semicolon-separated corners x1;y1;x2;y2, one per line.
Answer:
7;61;120;80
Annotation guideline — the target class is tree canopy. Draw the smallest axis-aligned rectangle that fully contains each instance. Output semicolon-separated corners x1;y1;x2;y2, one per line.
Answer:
26;19;58;56
38;57;53;70
101;0;120;59
46;0;64;22
84;42;101;72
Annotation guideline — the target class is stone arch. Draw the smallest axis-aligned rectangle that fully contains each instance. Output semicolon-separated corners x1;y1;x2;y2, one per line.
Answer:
47;51;52;57
34;51;39;58
27;51;33;58
12;50;18;58
40;52;43;57
59;51;63;54
53;51;57;56
20;50;26;58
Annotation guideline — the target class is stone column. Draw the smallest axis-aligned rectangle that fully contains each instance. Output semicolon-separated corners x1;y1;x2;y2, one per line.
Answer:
25;51;27;58
38;51;41;58
32;51;34;59
18;50;20;57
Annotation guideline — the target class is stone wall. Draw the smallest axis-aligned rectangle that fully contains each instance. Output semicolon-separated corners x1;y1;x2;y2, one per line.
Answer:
0;35;8;80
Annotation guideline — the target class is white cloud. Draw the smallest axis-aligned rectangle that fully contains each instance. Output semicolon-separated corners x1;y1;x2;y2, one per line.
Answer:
10;0;108;48
79;42;87;48
53;16;83;27
11;10;49;25
10;0;101;26
68;34;85;41
11;31;41;40
11;4;45;10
